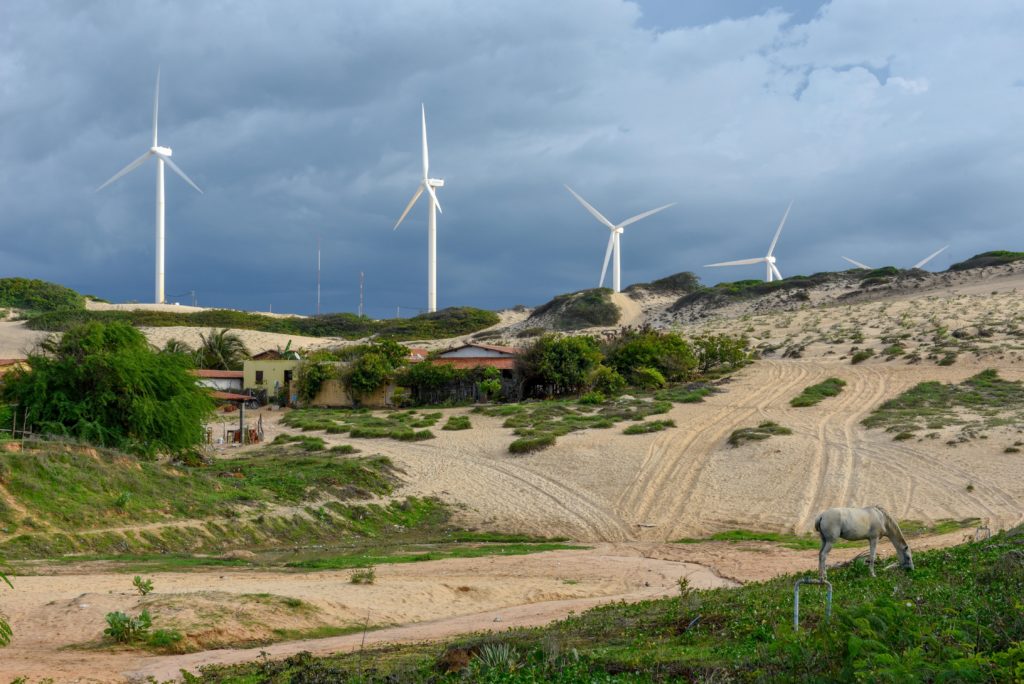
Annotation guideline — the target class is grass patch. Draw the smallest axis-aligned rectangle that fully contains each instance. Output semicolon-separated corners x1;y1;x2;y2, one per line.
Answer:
727;421;792;447
623;419;676;435
508;434;556;454
441;415;472;431
674;529;858;551
283;408;441;442
194;526;1024;683
654;385;713;403
789;377;846;407
850;348;875;364
286;542;587;570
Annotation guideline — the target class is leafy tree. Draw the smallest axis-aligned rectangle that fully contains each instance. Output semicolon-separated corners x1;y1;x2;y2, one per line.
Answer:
196;328;250;370
342;340;409;399
692;333;749;373
518;335;603;396
295;357;337;403
2;322;214;457
398;361;459;392
604;329;697;383
477;367;502;401
161;338;194;358
589;365;627;396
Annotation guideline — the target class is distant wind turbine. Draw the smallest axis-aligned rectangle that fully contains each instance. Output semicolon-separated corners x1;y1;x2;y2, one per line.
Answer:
564;186;675;293
394;104;444;313
705;202;793;283
841;245;949;271
96;68;203;304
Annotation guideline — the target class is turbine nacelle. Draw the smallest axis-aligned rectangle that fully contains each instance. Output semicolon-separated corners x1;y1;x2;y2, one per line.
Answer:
427;178;445;188
766;255;776;265
151;146;173;157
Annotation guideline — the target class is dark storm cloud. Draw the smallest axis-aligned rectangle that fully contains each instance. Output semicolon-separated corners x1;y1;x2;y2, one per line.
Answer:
0;0;1022;314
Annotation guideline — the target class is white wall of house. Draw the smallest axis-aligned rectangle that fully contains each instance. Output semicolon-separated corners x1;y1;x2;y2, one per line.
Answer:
197;378;243;392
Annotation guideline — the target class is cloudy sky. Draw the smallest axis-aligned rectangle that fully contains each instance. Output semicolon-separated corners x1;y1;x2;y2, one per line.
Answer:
1;1;1022;316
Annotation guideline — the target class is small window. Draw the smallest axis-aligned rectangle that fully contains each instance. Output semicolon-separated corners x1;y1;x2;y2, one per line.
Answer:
284;370;293;383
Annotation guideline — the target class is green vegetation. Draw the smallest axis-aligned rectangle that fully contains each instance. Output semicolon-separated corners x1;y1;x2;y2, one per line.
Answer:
0;277;84;313
850;348;875;364
442;415;471;431
0;565;9;646
862;369;1024;441
288;541;587;570
133;575;154;595
654;385;713;403
1;322;214;458
790;377;847;407
670;272;841;311
528;288;620;330
604;329;697;385
674;529;846;551
349;567;376;584
623;271;701;295
476;397;672;454
623;419;675;435
271;433;327;451
727;421;793;447
949;250;1024;271
104;608;152;643
195;328;249;370
192;526;1024;683
26;305;500;341
281;407;440;442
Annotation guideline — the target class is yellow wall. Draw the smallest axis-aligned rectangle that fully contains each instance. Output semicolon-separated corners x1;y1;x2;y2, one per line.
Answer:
243;359;301;397
304;378;393;409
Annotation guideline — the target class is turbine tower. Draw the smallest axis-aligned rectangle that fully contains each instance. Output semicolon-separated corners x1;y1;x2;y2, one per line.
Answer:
705;202;793;283
394;104;444;313
564;186;675;293
841;245;948;271
97;68;202;304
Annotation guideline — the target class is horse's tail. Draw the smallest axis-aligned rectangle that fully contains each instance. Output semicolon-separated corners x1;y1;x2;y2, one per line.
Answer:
814;512;823;536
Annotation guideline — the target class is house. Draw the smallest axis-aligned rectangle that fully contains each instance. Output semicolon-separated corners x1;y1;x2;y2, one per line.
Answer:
191;369;244;392
430;342;520;371
243;358;301;401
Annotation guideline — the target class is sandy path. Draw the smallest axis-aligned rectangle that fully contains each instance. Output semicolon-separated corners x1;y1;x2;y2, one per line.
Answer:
610;292;644;327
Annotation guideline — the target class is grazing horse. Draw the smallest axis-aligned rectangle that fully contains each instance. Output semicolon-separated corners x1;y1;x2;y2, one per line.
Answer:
814;506;914;580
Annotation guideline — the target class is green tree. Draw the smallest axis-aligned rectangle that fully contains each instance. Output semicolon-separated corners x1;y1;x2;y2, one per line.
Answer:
196;328;250;370
161;338;194;359
693;333;749;374
604;329;697;383
518;335;603;396
2;322;214;457
342;340;409;399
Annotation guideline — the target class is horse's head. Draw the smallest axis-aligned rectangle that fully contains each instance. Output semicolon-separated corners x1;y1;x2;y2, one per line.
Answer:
899;544;914;571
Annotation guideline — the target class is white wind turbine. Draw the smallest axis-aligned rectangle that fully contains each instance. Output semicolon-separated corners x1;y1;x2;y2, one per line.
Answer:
564;186;675;293
705;202;793;282
394;104;444;313
841;245;949;271
97;68;203;304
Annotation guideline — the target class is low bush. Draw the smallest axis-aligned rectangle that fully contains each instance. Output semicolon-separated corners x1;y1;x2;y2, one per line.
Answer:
104;609;152;643
790;377;846;407
133;575;154;596
508;434;556;454
442;416;471;431
623;419;676;435
728;421;792;447
349;567;376;584
851;348;875;364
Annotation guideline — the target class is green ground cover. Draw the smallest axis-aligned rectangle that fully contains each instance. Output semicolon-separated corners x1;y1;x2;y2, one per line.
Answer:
192;526;1024;682
281;408;440;441
790;377;846;407
727;421;793;447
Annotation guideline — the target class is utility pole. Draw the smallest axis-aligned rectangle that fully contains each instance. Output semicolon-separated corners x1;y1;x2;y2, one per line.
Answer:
316;236;321;316
359;272;365;317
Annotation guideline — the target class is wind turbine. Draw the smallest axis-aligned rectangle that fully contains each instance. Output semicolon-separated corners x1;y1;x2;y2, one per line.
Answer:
394;104;444;313
564;186;675;293
97;68;203;304
841;245;949;271
705;202;793;283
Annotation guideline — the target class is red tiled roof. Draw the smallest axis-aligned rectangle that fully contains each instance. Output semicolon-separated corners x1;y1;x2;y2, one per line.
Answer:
210;391;252;401
440;342;520;356
192;369;244;378
430;357;516;370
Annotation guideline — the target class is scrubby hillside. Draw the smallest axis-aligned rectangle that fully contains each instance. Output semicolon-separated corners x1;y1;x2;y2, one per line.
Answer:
524;288;620;330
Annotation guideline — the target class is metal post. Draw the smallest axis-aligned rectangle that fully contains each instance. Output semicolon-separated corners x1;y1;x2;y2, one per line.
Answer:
794;578;832;631
359;271;365;317
239;402;246;445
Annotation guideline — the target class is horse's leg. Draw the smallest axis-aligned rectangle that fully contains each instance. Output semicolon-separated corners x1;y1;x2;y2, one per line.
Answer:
819;538;833;581
868;536;877;577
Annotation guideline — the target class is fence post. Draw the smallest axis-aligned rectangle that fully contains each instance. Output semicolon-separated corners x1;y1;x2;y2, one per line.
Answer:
974;526;991;542
794;578;833;631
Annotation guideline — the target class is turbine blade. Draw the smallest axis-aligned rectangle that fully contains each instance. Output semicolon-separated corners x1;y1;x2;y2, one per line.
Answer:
842;256;872;270
394;185;425;230
96;150;152;192
766;200;793;257
771;263;784;281
618;202;676;229
913;245;948;269
598;231;615;288
160;155;203;194
425;183;443;214
564;185;616;230
421;103;429;181
153;67;161;147
704;257;765;267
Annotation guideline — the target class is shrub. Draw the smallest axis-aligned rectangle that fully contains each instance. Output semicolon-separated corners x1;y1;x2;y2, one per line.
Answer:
442;416;471;431
508;434;556;454
295;358;338;403
589;365;626;396
790;378;847;407
517;335;603;397
146;628;183;650
728;421;793;447
604;329;697;383
632;366;666;390
692;333;750;374
104;609;152;643
528;288;619;330
133;575;153;596
578;391;606;405
0;277;84;312
349;567;376;584
851;349;875;364
623;419;676;435
1;322;214;457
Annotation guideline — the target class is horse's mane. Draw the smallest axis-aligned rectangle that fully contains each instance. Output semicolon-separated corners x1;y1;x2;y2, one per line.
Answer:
871;505;905;537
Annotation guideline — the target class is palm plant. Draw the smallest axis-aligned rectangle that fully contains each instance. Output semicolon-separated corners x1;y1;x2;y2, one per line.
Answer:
197;328;250;370
161;338;194;356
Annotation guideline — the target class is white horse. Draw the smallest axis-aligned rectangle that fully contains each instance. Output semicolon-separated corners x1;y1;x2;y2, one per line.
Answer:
814;506;914;580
